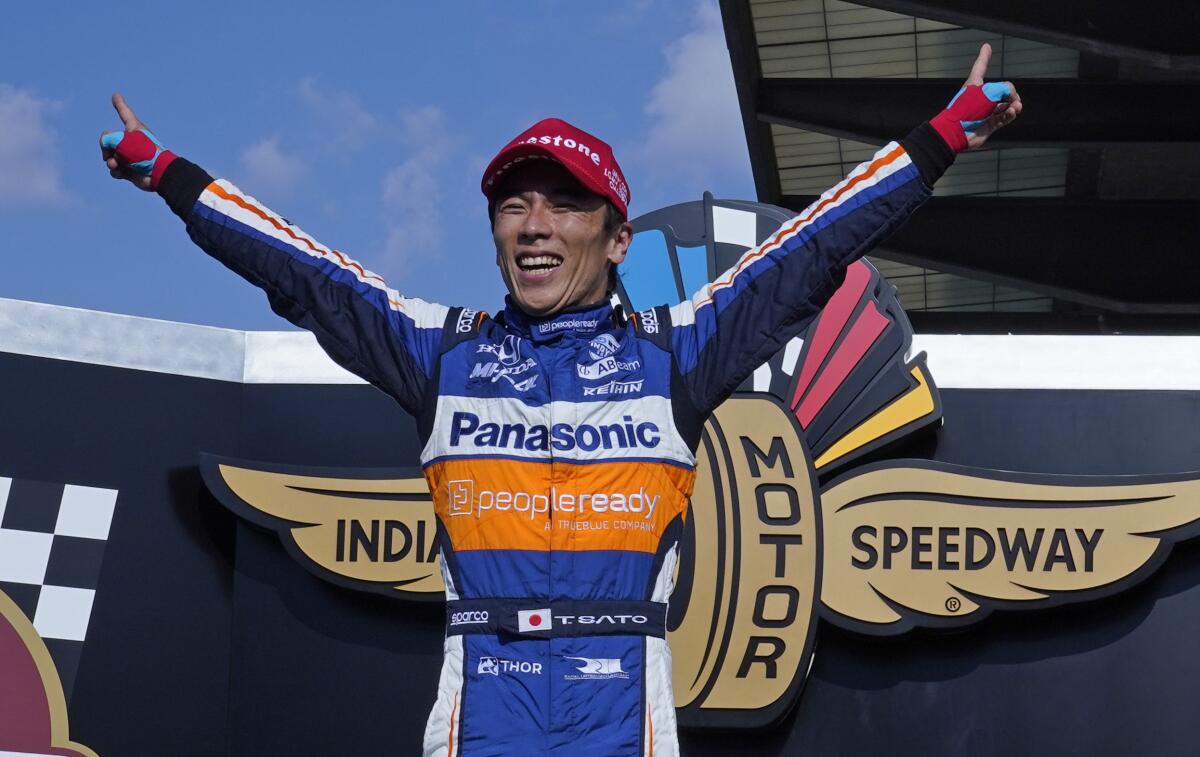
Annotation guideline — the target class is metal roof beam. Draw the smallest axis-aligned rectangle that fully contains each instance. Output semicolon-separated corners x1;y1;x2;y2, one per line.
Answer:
780;195;1200;313
720;0;781;202
759;78;1200;148
852;0;1200;71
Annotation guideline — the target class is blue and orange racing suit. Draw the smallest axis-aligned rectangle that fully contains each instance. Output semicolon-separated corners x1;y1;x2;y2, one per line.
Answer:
156;123;952;756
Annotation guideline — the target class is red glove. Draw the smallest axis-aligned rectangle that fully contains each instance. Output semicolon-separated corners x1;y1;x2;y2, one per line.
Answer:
930;82;1014;153
100;129;176;190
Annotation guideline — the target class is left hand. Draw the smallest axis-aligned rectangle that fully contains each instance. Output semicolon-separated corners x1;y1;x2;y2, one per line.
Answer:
931;43;1023;152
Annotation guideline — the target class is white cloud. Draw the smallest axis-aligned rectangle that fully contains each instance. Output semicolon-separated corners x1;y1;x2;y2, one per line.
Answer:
603;0;659;26
298;78;378;152
380;106;454;270
634;2;750;190
0;84;66;206
239;136;307;197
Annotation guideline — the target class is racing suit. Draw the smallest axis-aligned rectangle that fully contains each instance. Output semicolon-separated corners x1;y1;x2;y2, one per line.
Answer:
155;123;953;756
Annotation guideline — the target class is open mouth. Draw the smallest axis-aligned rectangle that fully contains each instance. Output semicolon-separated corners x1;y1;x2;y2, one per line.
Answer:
516;253;563;277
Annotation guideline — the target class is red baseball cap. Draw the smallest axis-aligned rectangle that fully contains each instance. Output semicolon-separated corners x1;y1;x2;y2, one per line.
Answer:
481;117;631;218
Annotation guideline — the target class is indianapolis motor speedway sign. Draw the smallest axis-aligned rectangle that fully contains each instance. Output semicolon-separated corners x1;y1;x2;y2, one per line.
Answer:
200;197;1200;730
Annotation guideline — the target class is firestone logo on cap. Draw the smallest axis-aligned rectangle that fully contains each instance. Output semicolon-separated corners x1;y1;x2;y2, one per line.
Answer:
481;118;630;217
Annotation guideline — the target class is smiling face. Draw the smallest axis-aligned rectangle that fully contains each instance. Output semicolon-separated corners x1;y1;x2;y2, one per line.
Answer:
492;160;632;317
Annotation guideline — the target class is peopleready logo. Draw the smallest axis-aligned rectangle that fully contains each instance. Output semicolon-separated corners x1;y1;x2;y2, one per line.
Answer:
449;411;661;452
446;479;660;522
538;315;600;334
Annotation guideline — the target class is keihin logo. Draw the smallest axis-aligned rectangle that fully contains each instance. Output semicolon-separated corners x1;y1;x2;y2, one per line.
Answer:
583;379;643;397
563;656;629;681
449;411;660;452
478;656;544;676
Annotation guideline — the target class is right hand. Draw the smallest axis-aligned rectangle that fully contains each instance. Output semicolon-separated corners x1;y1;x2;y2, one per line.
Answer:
929;44;1022;153
99;93;175;192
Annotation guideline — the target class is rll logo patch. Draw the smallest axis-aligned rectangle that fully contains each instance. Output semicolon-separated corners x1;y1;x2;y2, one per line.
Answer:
563;656;629;681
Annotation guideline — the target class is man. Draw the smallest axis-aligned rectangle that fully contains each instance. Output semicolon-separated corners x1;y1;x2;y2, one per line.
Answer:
101;44;1019;757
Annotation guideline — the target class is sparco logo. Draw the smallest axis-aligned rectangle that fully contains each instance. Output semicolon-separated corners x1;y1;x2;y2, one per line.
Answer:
637;308;659;334
455;308;478;334
450;610;489;626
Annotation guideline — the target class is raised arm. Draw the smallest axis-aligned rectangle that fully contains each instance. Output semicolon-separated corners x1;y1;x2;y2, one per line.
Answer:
669;44;1021;414
100;94;457;415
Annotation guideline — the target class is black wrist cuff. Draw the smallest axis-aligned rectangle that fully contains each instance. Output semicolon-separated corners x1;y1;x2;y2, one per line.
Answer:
157;158;214;219
900;122;956;189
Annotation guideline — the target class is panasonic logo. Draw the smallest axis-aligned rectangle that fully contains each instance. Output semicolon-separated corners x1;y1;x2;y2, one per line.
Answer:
449;412;661;452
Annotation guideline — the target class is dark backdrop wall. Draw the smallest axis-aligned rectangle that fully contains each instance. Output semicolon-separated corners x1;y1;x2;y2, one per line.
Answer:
1;347;1198;756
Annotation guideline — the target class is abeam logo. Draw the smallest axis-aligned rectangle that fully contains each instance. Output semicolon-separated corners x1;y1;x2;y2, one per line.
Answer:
577;356;640;381
448;412;660;452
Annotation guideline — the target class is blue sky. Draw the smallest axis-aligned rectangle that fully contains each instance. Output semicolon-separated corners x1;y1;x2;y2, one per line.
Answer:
0;0;754;329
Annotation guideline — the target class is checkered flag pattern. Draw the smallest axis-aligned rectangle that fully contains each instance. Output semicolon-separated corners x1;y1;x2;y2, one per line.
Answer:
0;475;117;697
